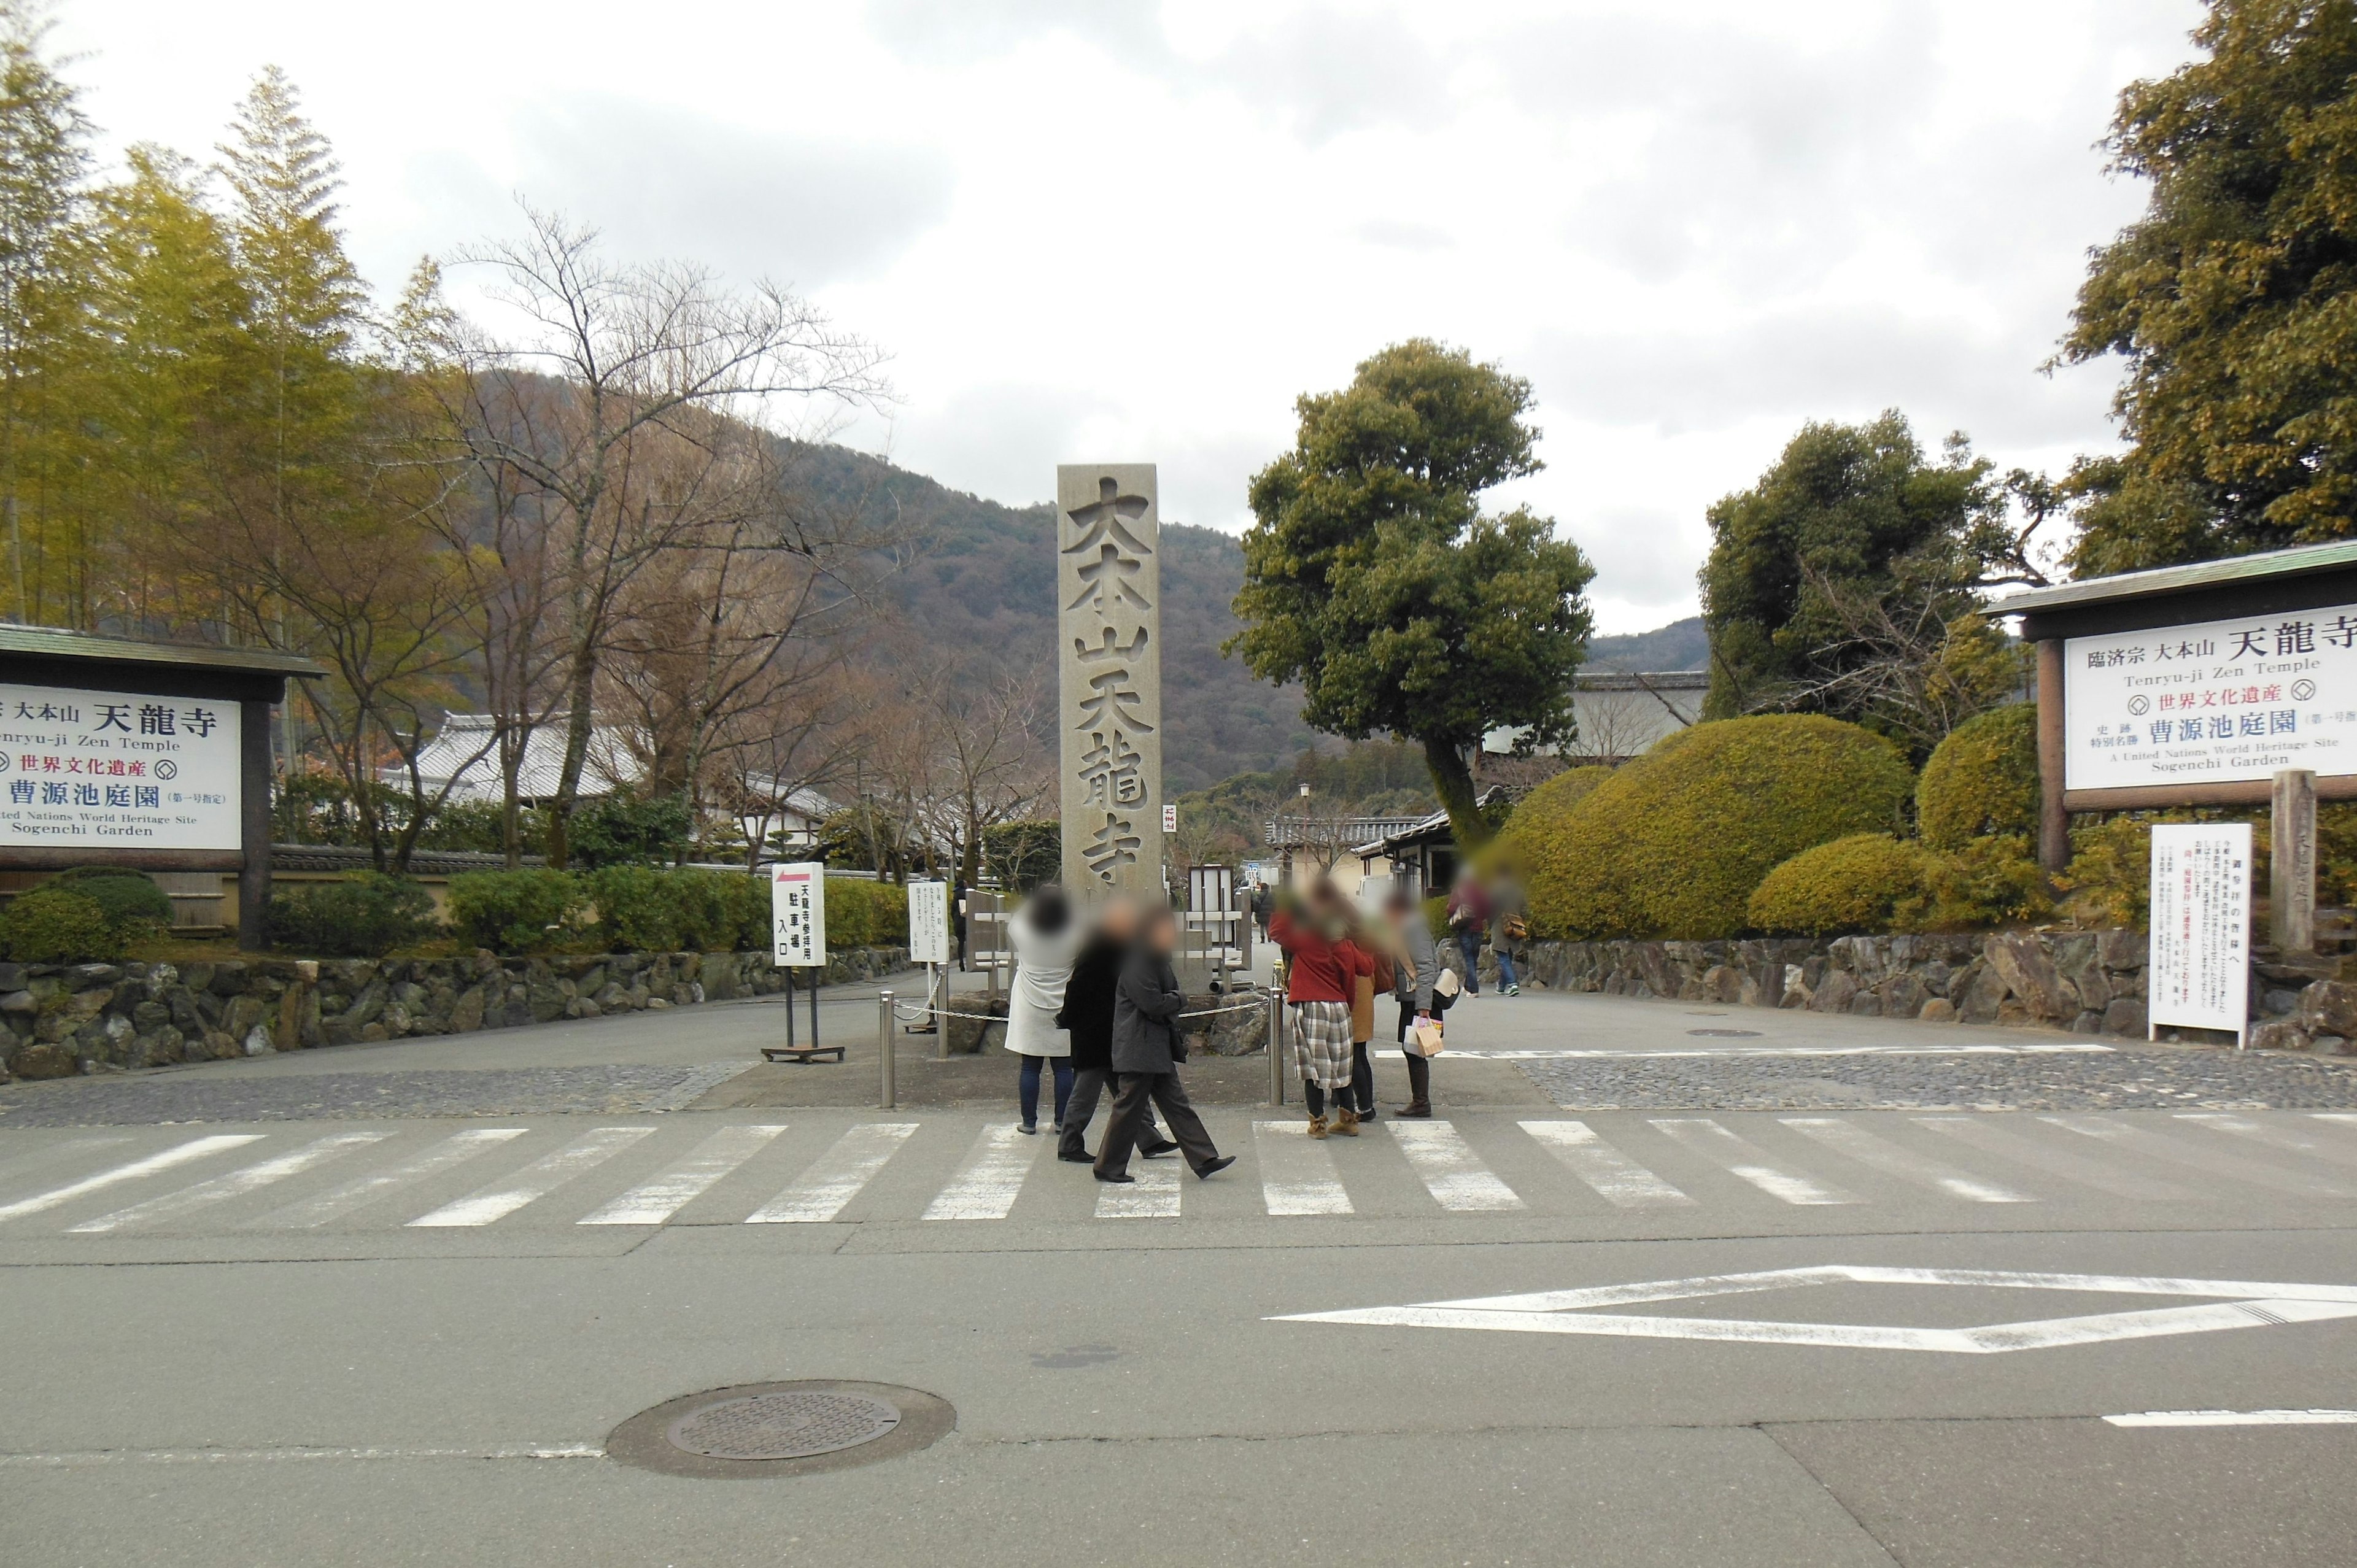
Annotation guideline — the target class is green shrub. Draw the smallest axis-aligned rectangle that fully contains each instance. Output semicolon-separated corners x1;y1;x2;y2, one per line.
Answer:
50;867;175;943
823;878;909;949
1523;716;1916;940
1423;894;1451;943
446;868;587;954
569;790;693;868
266;873;438;957
0;886;122;962
1747;834;1935;935
588;866;767;952
1919;833;2052;929
1918;703;2039;851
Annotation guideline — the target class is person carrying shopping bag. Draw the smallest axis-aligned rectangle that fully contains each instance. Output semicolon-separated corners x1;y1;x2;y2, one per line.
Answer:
1384;886;1448;1118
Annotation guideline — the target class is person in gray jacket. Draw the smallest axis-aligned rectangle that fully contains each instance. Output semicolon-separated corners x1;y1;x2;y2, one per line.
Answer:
1386;886;1446;1118
1092;905;1235;1184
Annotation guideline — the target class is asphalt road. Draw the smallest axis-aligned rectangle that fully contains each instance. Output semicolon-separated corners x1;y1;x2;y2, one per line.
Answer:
6;979;2357;1566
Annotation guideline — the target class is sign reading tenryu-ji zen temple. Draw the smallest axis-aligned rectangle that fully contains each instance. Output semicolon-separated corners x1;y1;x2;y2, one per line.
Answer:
1056;463;1162;899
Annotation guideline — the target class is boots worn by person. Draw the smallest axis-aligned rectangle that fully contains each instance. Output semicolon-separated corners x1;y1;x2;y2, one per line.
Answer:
1331;1106;1361;1137
1307;1114;1329;1140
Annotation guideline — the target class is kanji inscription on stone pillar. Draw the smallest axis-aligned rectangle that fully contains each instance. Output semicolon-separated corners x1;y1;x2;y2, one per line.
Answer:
1057;463;1161;898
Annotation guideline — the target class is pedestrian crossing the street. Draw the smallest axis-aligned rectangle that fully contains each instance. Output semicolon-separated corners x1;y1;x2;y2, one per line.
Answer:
8;1110;2357;1238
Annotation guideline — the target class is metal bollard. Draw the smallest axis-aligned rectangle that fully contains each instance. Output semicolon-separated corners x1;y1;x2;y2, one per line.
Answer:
1267;986;1285;1107
877;989;896;1110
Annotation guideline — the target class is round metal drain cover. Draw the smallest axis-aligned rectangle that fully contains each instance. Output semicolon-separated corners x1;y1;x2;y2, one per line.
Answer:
1687;1027;1762;1037
667;1391;899;1461
609;1380;954;1479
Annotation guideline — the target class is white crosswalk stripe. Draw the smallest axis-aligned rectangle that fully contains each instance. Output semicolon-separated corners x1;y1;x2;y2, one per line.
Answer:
68;1132;392;1233
1097;1155;1181;1218
406;1127;656;1227
2042;1114;2357;1198
2176;1113;2357;1171
1254;1121;1352;1215
924;1124;1042;1220
745;1122;916;1223
1649;1118;1858;1205
1779;1117;2034;1203
578;1124;788;1226
1914;1115;2196;1199
1520;1120;1694;1208
0;1134;263;1223
254;1129;528;1229
1387;1121;1524;1211
0;1135;129;1189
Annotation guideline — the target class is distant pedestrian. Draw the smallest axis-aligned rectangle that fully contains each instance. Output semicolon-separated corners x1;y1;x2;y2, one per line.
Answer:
1446;867;1491;995
1492;867;1530;997
1094;906;1234;1184
1056;898;1175;1164
1252;882;1274;942
1385;886;1447;1118
1270;879;1376;1138
1004;885;1081;1135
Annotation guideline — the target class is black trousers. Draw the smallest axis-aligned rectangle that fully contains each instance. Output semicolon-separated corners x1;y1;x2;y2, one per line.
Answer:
1094;1071;1218;1176
1396;998;1431;1102
1059;1067;1166;1160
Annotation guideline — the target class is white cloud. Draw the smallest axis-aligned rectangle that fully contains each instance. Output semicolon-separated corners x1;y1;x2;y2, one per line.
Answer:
57;0;2206;633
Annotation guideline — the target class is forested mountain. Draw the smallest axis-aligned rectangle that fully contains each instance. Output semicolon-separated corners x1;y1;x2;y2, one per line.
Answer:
787;442;1318;791
1586;616;1708;672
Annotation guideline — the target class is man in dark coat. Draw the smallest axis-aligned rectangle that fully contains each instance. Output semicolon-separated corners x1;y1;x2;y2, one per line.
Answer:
1056;898;1172;1163
1094;905;1234;1184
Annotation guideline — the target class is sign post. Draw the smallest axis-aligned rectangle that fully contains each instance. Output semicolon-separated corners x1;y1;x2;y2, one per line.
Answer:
762;862;836;1064
2148;822;2253;1048
2272;768;2318;954
907;880;950;1045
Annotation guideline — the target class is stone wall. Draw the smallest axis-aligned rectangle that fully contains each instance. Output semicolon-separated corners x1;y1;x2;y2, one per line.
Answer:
0;946;909;1083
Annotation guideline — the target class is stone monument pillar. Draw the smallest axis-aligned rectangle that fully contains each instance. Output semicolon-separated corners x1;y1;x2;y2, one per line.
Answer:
1056;463;1162;901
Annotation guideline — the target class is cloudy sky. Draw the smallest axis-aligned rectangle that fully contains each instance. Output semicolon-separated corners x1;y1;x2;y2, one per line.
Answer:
63;0;2204;633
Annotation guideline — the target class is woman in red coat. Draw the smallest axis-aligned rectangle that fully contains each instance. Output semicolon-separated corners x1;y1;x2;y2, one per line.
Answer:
1269;879;1376;1138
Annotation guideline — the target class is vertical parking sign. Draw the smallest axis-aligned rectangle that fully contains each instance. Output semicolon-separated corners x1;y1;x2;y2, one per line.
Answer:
771;862;826;968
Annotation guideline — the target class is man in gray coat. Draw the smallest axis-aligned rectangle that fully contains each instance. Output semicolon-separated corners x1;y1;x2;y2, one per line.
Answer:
1093;906;1234;1184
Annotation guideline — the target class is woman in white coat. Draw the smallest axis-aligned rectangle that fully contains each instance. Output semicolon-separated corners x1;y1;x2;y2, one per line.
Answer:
1005;884;1083;1134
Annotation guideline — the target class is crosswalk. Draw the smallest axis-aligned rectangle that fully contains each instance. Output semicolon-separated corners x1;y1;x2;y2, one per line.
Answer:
8;1110;2357;1236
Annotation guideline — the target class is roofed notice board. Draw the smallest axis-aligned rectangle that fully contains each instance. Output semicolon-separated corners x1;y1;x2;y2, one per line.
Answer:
0;680;240;851
2064;602;2357;791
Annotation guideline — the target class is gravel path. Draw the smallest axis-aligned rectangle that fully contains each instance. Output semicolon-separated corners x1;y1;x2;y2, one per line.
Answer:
0;1062;753;1127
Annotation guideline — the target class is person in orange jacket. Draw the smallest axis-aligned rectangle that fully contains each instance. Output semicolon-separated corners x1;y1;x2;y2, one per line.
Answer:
1269;878;1376;1138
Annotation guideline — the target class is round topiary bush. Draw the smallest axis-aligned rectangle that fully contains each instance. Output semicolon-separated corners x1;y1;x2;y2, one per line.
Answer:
51;867;176;942
1747;833;1933;936
0;885;123;962
1918;703;2038;851
1522;715;1915;940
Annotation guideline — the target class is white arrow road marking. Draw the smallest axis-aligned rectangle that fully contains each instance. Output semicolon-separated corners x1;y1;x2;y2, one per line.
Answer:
0;1135;263;1223
1253;1121;1352;1215
924;1124;1042;1220
2043;1115;2357;1197
578;1124;788;1226
745;1123;916;1223
68;1132;391;1232
1519;1120;1692;1208
254;1129;528;1228
1272;1265;2357;1354
1779;1117;2034;1203
1387;1121;1523;1211
1913;1116;2196;1200
1648;1118;1856;1204
407;1127;654;1227
1096;1154;1180;1218
2105;1409;2357;1427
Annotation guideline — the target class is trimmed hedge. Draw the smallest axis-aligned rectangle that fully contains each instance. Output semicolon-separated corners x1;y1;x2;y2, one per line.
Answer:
1748;834;1934;936
0;885;120;962
446;868;590;954
824;878;908;949
267;873;438;957
1523;716;1915;940
1919;703;2038;851
442;867;908;956
52;866;176;939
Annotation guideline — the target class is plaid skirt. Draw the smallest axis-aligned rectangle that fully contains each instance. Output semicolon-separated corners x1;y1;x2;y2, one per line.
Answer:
1289;1000;1354;1091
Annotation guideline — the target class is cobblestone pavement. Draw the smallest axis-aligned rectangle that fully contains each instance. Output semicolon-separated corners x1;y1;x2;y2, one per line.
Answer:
1517;1046;2357;1111
0;1062;751;1127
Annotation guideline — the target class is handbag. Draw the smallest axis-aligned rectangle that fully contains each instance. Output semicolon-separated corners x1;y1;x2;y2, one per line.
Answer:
1409;1018;1446;1056
1434;965;1462;999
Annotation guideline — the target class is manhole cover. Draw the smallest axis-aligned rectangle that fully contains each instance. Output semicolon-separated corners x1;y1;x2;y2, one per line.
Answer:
667;1392;899;1460
608;1380;954;1479
1687;1028;1763;1038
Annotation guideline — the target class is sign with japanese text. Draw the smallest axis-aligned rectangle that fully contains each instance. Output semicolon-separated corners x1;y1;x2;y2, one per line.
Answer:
907;879;950;965
1056;463;1163;898
770;862;826;968
2064;604;2357;790
0;681;239;851
2148;822;2251;1044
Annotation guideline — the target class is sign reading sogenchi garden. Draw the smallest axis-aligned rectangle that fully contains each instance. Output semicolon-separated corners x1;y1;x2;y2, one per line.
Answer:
0;682;239;851
2064;603;2357;790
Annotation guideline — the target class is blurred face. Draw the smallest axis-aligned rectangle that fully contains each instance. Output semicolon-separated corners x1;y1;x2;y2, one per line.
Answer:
1144;909;1178;954
1100;897;1139;943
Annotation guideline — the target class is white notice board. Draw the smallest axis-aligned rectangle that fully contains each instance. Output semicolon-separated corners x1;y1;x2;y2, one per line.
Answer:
907;880;950;965
770;862;826;968
0;681;242;850
2148;822;2251;1045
